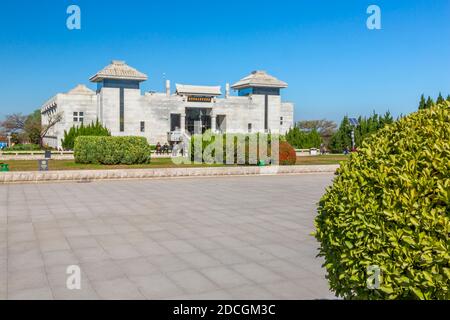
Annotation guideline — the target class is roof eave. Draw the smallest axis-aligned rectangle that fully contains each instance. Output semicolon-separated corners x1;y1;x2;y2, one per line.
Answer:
89;75;148;83
231;83;288;90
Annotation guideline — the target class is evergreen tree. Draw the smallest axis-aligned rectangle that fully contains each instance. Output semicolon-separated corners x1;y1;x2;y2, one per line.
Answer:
61;119;110;150
330;112;394;153
447;95;450;103
330;116;352;153
285;127;322;149
425;96;435;109
436;92;445;105
418;94;426;110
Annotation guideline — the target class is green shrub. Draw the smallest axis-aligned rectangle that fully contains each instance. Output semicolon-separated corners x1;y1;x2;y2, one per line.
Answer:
74;136;151;165
3;144;41;151
314;102;450;300
190;132;281;165
62;120;110;150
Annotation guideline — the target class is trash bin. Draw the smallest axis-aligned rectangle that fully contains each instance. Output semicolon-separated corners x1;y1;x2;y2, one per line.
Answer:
258;160;266;167
0;163;9;172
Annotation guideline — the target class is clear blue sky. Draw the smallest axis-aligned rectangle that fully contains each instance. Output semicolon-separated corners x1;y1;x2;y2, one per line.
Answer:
0;0;449;123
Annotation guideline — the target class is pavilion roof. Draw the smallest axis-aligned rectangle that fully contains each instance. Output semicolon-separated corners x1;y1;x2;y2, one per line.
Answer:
175;84;222;96
231;70;288;90
89;60;148;82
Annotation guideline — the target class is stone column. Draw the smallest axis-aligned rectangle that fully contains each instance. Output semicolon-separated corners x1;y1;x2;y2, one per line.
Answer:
180;113;186;133
166;80;171;97
211;115;217;133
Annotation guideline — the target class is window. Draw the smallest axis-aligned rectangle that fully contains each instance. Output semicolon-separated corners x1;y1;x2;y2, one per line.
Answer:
73;112;84;123
140;121;145;132
248;123;252;133
170;114;181;131
280;117;284;126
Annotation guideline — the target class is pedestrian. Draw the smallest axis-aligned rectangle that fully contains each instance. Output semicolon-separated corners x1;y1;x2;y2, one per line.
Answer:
156;142;161;155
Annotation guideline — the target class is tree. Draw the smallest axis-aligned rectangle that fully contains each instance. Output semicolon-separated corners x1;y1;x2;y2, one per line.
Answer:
0;113;27;134
61;119;111;150
23;110;42;145
296;120;337;148
40;112;63;147
330;116;352;153
425;96;435;109
330;112;394;153
418;94;426;110
436;92;445;105
447;95;450;103
285;127;322;149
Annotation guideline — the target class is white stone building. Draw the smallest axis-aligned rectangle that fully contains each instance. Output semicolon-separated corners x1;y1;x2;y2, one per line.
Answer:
41;61;294;148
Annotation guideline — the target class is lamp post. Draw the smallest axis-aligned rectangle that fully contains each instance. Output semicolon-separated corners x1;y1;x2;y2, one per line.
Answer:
349;118;359;151
7;133;12;148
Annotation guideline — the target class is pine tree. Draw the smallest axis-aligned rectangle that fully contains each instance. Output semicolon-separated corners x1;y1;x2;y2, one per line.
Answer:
418;94;426;110
425;96;435;109
61;119;110;150
447;95;450;103
436;92;445;105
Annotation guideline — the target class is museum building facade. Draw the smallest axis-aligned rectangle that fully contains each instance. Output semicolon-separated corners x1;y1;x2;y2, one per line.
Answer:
41;61;294;148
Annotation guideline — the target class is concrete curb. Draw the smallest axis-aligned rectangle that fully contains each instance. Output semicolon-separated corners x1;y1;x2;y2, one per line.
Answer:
0;165;339;184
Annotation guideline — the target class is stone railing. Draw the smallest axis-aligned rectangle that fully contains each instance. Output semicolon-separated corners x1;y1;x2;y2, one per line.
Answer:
0;165;339;184
0;151;75;161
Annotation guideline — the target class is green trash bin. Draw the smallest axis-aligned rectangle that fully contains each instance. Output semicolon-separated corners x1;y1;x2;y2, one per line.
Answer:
0;163;9;172
258;160;266;167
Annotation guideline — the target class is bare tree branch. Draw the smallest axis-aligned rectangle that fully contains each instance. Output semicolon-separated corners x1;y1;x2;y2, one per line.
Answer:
40;112;63;146
0;113;27;133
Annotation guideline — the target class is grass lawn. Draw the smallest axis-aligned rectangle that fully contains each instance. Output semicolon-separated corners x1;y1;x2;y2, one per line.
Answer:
0;155;348;172
296;154;349;165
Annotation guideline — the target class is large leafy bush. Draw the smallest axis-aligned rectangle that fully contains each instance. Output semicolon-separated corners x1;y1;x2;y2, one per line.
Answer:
315;102;450;300
74;136;151;165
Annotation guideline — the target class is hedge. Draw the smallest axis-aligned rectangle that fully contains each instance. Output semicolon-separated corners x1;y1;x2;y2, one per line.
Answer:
189;132;295;165
3;144;41;151
314;102;450;300
74;136;151;165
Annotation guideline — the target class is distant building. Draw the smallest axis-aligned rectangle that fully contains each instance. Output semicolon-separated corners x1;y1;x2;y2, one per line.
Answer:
41;61;294;148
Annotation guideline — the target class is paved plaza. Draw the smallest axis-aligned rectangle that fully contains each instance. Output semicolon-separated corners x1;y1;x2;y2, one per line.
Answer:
0;174;336;300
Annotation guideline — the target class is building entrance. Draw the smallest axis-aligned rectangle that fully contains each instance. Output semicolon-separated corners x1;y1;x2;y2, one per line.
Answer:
185;108;211;135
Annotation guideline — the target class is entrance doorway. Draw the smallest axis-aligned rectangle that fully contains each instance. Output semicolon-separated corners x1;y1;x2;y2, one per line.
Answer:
185;108;211;135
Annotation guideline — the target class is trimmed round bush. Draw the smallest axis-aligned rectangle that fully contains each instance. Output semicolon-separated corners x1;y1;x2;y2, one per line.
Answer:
315;102;450;300
74;136;151;165
278;141;297;165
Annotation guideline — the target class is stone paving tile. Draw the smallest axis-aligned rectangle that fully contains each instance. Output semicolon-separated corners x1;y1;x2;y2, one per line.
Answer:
1;174;336;300
167;269;219;295
226;285;276;300
8;286;54;300
91;277;146;300
200;266;252;289
177;252;222;269
130;274;184;299
231;263;285;285
51;285;99;300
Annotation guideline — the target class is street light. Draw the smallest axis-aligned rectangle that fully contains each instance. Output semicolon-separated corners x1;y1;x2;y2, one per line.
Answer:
7;133;12;148
349;118;359;150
